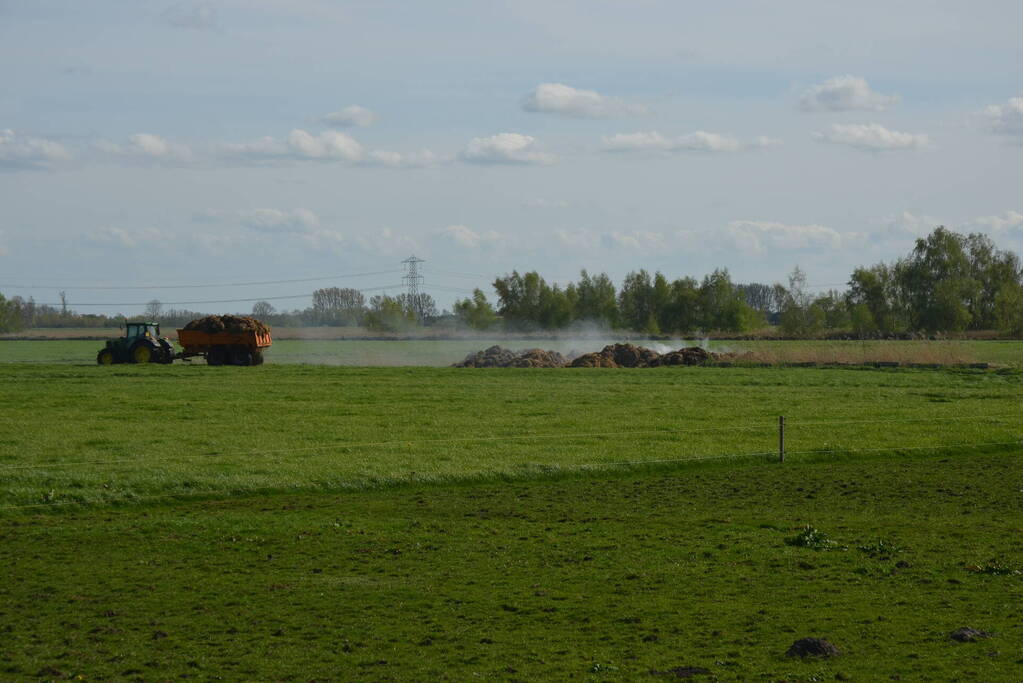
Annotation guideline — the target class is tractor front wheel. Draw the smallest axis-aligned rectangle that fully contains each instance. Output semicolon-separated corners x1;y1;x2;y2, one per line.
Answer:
97;349;115;365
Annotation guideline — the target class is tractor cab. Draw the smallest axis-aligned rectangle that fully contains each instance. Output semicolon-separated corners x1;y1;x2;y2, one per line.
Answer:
97;320;175;365
125;322;161;340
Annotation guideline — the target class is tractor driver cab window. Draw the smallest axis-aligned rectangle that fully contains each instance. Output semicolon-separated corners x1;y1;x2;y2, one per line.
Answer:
146;325;157;337
127;324;139;337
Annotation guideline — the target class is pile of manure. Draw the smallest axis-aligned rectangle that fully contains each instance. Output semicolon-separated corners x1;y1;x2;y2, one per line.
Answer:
454;343;721;368
454;345;567;368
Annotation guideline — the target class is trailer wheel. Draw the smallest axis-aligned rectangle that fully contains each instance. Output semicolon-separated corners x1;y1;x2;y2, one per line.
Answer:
252;350;264;366
207;347;227;366
231;348;253;366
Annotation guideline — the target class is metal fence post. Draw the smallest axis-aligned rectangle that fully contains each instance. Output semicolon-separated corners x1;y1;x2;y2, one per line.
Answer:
779;415;785;463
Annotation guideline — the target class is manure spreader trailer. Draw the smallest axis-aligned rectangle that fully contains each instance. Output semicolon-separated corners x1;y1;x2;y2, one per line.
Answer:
96;320;271;366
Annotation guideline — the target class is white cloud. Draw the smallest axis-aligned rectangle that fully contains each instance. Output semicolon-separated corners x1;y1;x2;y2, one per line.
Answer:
438;225;502;250
0;129;72;170
977;96;1023;136
799;75;900;112
812;123;928;151
553;227;591;247
299;229;346;251
461;133;555;165
223;129;364;162
352;227;417;256
603;130;741;152
753;136;783;149
876;211;940;239
321;105;379;128
96;133;192;162
162;2;222;30
601;230;665;251
234;208;321;233
968;210;1023;234
84;226;162;248
715;220;843;254
523;83;649;118
367;148;441;167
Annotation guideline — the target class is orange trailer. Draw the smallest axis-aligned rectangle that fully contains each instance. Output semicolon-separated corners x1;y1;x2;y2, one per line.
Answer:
175;329;271;366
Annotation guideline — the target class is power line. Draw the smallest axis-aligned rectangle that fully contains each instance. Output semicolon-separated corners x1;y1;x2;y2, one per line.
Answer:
30;284;403;308
0;268;402;291
432;268;491;280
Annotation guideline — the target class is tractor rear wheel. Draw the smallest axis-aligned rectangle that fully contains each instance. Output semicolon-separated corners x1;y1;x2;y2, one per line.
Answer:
97;349;115;365
131;343;154;364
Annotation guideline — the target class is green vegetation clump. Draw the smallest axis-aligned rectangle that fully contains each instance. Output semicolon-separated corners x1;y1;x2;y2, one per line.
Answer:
786;526;843;551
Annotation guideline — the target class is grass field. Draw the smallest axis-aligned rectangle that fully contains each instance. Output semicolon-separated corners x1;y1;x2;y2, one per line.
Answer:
2;363;1022;509
4;337;1023;366
2;361;1022;678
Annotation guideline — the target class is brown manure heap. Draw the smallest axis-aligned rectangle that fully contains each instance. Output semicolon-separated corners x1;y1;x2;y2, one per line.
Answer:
455;345;567;368
454;343;721;368
183;315;272;335
571;343;716;368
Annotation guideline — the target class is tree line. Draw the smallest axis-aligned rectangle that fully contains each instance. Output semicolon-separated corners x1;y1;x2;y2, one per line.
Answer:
3;226;1023;336
0;290;440;334
454;226;1023;336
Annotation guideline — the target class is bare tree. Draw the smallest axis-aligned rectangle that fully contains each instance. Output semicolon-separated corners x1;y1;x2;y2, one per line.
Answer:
252;300;275;318
144;299;163;320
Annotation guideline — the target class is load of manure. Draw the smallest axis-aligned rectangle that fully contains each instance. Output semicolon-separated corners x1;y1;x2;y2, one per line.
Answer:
183;315;271;336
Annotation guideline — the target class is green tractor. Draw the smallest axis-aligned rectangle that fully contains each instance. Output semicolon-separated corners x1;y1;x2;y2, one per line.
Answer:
96;321;176;365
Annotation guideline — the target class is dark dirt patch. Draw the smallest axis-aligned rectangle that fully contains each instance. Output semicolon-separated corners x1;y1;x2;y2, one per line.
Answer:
951;627;992;643
786;637;841;657
650;665;712;678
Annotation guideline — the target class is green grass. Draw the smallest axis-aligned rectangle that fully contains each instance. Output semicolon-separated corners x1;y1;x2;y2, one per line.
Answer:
2;453;1021;679
2;363;1022;679
4;337;1023;366
1;364;1021;509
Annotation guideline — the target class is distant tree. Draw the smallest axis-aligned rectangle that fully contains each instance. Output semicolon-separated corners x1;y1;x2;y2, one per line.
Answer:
849;302;878;337
312;287;366;326
618;269;658;333
251;301;275;319
395;292;438;323
897;227;975;332
662;276;700;333
364;294;416;332
778;267;825;337
994;282;1023;335
813;289;851;329
697;269;755;332
964;232;1021;329
573;270;618;327
0;292;25;333
144;299;163;320
737;283;776;313
453;289;499;330
492;271;545;330
847;263;905;335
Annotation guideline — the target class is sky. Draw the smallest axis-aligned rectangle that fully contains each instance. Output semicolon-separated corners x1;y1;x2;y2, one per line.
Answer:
1;0;1022;315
